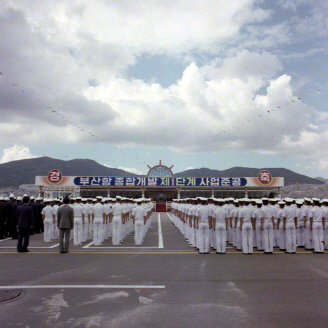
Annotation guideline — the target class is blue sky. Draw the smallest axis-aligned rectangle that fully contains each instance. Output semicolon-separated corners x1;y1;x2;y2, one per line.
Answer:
0;0;327;178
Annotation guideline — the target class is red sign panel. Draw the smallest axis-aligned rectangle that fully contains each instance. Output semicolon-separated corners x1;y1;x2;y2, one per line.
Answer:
258;170;273;186
47;169;63;185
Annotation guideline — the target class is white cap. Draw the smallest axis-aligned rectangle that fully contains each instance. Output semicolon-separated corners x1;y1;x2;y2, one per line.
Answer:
255;199;262;204
17;196;23;201
312;197;320;202
284;197;293;203
30;196;35;200
261;197;269;201
0;197;4;201
243;198;251;202
216;198;225;203
9;194;15;198
96;196;103;200
278;201;285;205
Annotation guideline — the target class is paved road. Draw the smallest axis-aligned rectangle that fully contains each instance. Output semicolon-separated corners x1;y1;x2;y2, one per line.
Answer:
0;213;328;328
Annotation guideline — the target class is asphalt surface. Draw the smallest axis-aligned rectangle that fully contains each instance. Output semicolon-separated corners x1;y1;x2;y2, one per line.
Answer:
0;213;328;328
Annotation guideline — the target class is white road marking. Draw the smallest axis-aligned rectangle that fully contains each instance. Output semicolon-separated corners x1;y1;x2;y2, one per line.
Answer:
158;213;164;248
0;238;12;242
0;285;165;289
84;247;160;249
0;247;60;249
83;241;94;249
49;243;59;248
167;213;173;221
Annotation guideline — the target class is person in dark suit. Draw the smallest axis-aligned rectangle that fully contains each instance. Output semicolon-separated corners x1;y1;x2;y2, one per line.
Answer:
12;197;23;239
57;197;74;253
16;196;34;253
33;198;44;233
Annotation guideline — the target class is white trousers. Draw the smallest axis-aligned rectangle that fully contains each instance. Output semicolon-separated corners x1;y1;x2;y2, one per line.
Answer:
304;222;312;249
262;221;274;253
198;222;209;253
312;222;324;253
296;222;305;247
242;222;253;254
73;217;83;245
134;221;144;245
278;226;286;250
83;221;89;242
255;222;263;250
285;222;296;253
43;219;53;242
215;224;226;253
236;223;242;250
93;219;103;246
112;216;122;245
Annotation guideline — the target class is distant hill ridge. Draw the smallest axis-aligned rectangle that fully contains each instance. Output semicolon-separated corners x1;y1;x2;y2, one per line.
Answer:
175;167;324;186
0;157;323;187
0;157;137;187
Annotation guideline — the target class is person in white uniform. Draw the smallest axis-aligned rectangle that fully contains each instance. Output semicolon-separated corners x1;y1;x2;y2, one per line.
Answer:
270;199;279;247
81;198;90;242
310;198;325;253
254;200;264;251
235;199;244;251
52;199;60;240
277;201;286;250
282;198;297;254
131;199;147;245
303;198;313;250
196;198;210;254
239;198;255;254
213;198;228;254
41;199;55;243
295;200;305;247
91;196;105;246
73;197;85;246
112;196;124;245
261;198;275;254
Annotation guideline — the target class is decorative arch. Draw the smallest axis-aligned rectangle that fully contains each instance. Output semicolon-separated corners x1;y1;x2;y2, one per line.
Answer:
146;160;174;178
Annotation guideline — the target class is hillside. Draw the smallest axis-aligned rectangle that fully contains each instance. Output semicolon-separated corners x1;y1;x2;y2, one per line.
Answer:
0;157;137;187
175;167;324;186
315;177;328;184
0;157;324;188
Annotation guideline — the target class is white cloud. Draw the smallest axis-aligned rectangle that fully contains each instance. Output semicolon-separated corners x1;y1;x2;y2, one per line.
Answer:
0;145;36;164
185;166;196;170
0;0;326;175
118;167;144;175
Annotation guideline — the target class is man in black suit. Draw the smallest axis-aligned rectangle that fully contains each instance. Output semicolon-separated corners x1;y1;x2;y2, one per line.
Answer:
16;196;34;253
57;197;74;253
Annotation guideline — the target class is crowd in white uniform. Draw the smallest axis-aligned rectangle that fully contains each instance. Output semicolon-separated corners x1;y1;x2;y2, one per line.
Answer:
171;197;327;254
41;196;154;246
